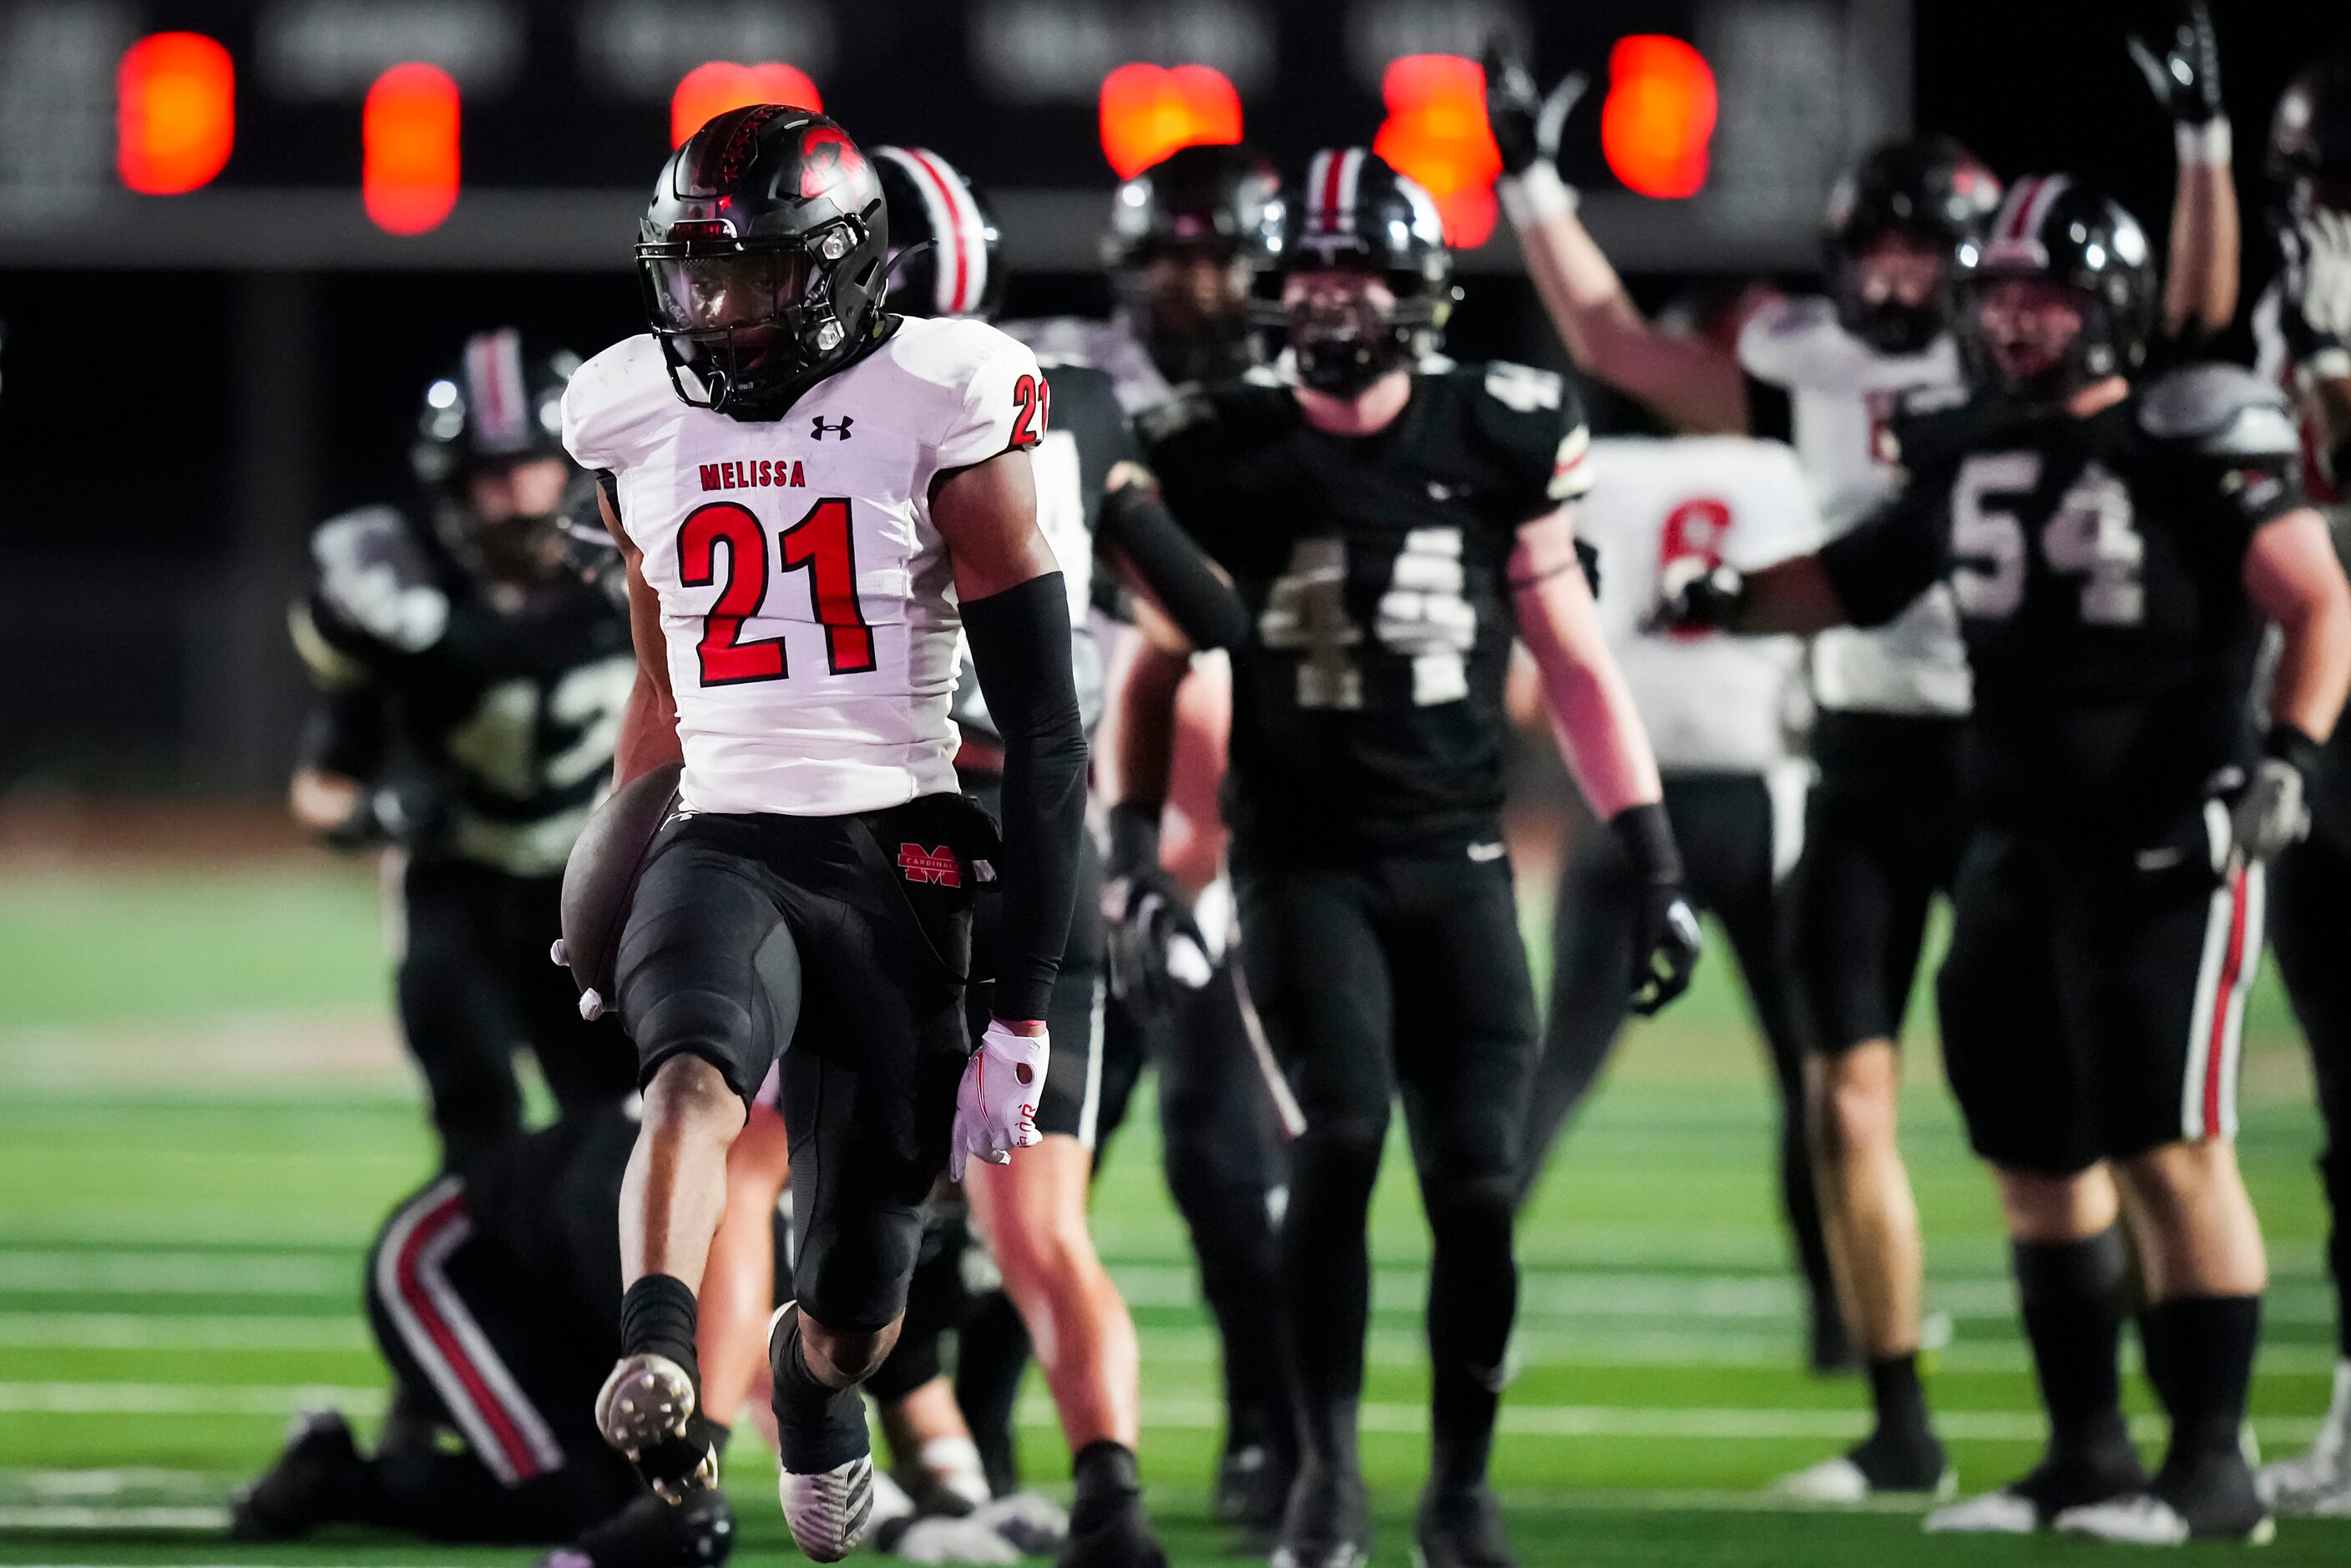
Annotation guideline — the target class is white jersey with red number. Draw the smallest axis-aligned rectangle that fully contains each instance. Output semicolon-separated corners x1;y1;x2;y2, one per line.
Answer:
1737;294;1972;717
1579;437;1821;775
2253;281;2347;513
563;316;1049;817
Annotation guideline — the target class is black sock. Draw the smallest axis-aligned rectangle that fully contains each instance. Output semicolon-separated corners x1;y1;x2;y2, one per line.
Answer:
769;1305;871;1474
1282;1129;1383;1478
2324;1145;2351;1360
2141;1295;2262;1470
951;1289;1031;1496
2013;1227;2131;1455
619;1274;701;1387
1069;1440;1142;1533
1425;1172;1517;1494
1844;1353;1944;1488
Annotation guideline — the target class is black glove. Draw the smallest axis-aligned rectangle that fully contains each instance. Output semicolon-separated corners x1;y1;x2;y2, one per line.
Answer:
1101;802;1206;1013
1609;802;1702;1016
2127;1;2222;126
1483;40;1584;178
1646;558;1747;636
321;776;442;852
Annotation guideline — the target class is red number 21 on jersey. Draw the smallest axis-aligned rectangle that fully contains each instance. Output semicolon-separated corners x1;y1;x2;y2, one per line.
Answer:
676;498;877;685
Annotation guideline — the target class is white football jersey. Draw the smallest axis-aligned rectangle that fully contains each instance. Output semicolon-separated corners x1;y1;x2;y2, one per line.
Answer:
563;317;1049;817
1737;294;1972;717
1579;437;1820;775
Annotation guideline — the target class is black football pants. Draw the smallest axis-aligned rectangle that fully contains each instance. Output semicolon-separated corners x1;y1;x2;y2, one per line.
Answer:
1235;837;1536;1488
1522;773;1833;1317
2267;828;2351;1357
397;857;639;1170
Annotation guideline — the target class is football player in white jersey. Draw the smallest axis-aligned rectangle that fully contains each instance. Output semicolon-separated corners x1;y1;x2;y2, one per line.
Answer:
558;108;1088;1563
1517;434;1831;1332
1485;9;2241;1502
1008;143;1309;1533
2252;56;2351;1518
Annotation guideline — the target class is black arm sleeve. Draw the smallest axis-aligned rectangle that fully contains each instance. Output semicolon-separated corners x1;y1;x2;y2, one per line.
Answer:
963;572;1089;1024
1096;484;1250;650
1818;485;1952;629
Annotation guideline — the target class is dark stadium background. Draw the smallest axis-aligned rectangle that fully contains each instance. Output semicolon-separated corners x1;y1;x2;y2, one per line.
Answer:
0;0;2341;797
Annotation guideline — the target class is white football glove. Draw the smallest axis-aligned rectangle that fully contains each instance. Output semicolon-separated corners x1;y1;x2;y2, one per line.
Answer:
949;1021;1047;1181
2231;756;2313;864
2293;205;2351;346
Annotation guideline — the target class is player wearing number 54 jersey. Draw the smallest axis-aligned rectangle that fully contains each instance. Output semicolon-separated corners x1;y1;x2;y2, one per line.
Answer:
1663;177;2351;1545
559;108;1088;1564
1116;149;1698;1568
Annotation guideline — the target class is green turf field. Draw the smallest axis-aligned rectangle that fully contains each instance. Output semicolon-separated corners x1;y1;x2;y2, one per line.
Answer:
2;855;2348;1565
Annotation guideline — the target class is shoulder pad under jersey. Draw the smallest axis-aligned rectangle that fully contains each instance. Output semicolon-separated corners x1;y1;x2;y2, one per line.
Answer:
2138;363;2302;458
310;506;449;653
561;334;674;475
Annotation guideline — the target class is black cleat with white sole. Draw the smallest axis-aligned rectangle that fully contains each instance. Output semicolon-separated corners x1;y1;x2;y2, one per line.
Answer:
229;1409;369;1540
1270;1468;1371;1568
1925;1443;2149;1535
2058;1449;2275;1545
1413;1484;1514;1568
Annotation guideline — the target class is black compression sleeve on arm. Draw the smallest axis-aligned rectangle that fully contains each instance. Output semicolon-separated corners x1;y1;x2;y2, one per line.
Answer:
1818;493;1948;629
963;573;1089;1023
1097;484;1250;650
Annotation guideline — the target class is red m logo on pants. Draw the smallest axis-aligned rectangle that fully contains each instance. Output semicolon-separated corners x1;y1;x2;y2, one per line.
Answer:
897;844;961;887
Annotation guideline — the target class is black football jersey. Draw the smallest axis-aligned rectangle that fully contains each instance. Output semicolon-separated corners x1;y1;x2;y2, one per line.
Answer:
950;361;1139;746
1823;364;2308;844
1143;361;1591;848
291;504;635;875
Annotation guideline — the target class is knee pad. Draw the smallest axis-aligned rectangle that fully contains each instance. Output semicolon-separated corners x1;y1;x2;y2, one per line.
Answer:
1422;1170;1517;1238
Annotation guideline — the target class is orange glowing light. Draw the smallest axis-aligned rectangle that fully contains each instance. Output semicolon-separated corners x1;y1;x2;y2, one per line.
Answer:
1097;63;1241;180
1600;35;1716;200
671;62;822;148
364;63;461;235
117;32;235;195
1373;53;1500;246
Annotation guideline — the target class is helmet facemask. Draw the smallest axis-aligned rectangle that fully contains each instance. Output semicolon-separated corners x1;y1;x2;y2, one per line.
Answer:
1960;274;2111;404
1115;237;1265;386
1833;225;1956;356
637;208;882;417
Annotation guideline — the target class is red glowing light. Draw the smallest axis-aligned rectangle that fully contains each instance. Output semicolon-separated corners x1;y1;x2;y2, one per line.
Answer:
1097;63;1242;180
117;32;235;195
671;62;822;149
1373;53;1500;246
1600;35;1716;200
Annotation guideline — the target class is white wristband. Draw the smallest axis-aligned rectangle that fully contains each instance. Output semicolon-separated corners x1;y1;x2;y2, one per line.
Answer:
1499;162;1578;227
2176;118;2232;169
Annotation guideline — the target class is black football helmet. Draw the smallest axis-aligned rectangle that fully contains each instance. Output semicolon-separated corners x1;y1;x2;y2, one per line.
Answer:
412;328;585;586
872;146;1005;321
2271;57;2351;199
636;106;889;418
1105;143;1284;385
1955;175;2157;400
1824;136;2004;355
1272;147;1453;396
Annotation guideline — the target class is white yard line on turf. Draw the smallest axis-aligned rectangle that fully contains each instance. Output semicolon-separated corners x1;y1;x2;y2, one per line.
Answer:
0;1255;352;1296
0;1383;2318;1449
0;1315;365;1350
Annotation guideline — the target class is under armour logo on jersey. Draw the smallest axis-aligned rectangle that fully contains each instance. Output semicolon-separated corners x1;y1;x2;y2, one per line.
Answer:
898;843;961;887
811;414;854;441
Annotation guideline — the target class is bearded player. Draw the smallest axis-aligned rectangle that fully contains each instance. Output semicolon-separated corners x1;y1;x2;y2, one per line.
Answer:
558;109;1087;1562
1661;176;2351;1543
1487;5;2241;1500
1112;149;1698;1568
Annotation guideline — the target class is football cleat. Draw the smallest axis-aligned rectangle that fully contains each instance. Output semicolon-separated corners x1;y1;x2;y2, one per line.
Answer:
1772;1453;1956;1505
1270;1468;1372;1568
540;1487;736;1568
1413;1483;1515;1568
594;1353;717;1501
781;1454;876;1562
228;1408;366;1540
974;1492;1069;1555
2059;1449;2275;1545
1215;1439;1295;1533
1055;1489;1167;1568
1926;1444;2149;1535
2259;1362;2351;1515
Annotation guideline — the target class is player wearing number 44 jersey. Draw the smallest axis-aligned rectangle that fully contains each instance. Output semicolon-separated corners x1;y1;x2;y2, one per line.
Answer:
1115;149;1698;1568
287;329;641;1169
1663;176;2351;1545
558;108;1091;1565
